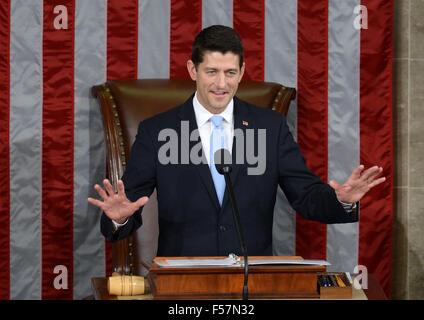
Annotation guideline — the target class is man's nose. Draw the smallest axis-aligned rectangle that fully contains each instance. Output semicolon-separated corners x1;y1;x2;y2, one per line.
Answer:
215;72;226;88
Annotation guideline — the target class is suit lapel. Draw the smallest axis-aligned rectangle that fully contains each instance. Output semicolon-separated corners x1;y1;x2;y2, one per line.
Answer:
177;96;254;212
177;96;221;211
221;97;253;210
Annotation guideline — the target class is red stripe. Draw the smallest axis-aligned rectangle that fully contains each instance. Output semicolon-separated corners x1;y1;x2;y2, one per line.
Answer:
233;0;264;81
296;0;328;260
107;0;138;80
106;0;139;276
0;0;10;300
359;0;393;297
170;0;202;79
42;0;75;299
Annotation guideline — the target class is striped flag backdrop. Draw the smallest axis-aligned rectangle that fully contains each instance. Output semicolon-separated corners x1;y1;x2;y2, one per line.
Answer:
0;0;393;299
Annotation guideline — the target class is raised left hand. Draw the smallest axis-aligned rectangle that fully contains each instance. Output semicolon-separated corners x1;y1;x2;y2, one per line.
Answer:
329;165;386;204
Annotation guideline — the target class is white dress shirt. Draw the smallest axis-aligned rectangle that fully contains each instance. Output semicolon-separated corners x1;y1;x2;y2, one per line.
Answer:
192;92;234;167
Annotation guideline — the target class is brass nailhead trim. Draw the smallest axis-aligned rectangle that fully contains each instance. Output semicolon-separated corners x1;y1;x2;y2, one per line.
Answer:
104;83;127;173
272;86;286;110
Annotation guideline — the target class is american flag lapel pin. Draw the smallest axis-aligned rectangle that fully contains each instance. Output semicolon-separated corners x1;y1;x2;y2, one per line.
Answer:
242;120;248;126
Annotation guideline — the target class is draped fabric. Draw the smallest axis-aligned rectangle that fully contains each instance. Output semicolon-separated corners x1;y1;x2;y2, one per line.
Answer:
0;0;393;299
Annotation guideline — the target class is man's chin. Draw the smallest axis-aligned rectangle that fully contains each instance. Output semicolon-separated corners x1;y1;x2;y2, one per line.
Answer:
209;103;229;113
209;98;231;110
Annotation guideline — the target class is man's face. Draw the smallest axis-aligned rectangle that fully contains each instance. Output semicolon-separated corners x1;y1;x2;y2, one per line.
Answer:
187;51;245;114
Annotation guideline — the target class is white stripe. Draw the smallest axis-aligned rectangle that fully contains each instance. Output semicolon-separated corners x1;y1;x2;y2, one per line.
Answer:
73;0;107;300
326;0;360;273
265;0;298;140
265;0;297;256
137;0;170;78
202;0;233;28
9;0;43;299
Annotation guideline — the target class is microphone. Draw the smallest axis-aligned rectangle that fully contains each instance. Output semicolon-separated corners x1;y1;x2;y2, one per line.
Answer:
214;148;249;300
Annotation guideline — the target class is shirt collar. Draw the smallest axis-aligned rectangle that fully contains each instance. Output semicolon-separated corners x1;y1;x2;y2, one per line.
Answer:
193;92;234;127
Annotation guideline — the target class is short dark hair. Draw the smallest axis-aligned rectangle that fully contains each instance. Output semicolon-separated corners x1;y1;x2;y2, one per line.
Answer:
191;25;244;69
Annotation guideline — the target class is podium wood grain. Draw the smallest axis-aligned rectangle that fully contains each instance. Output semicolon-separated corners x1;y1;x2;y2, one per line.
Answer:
143;256;323;299
149;265;324;299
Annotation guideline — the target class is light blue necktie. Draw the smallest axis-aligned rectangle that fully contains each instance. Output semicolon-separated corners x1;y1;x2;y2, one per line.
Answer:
210;115;226;206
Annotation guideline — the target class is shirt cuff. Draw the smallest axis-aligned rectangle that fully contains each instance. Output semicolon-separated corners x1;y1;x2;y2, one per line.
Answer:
339;200;356;212
112;218;128;232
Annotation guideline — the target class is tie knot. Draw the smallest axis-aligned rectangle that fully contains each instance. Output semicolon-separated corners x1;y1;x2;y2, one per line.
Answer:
210;115;224;129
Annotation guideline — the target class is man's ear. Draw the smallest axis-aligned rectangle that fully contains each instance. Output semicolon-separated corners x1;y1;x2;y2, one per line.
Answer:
187;60;197;81
238;62;246;83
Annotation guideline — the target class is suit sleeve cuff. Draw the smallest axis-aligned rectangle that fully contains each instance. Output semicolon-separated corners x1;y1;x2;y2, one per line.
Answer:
338;200;359;222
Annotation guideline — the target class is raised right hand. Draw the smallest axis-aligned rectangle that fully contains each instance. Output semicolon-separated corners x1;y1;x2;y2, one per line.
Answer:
87;179;149;224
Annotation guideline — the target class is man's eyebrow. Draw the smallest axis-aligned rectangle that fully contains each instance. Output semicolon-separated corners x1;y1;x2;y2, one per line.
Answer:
204;67;238;72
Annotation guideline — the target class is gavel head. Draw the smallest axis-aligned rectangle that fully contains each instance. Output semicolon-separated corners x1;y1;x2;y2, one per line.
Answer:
107;275;149;296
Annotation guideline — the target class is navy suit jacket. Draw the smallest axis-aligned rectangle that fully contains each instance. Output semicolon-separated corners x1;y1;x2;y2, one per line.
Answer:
101;95;357;256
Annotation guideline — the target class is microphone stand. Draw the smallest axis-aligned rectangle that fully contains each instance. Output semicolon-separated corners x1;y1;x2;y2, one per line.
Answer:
214;147;248;300
221;168;249;300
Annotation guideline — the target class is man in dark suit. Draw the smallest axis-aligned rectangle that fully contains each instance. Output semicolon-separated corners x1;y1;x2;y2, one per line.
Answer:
88;25;385;256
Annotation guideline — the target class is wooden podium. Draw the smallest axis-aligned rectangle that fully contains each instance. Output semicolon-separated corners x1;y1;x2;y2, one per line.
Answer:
143;256;326;299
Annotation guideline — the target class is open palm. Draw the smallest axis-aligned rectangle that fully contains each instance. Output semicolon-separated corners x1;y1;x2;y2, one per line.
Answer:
329;165;386;204
88;179;149;224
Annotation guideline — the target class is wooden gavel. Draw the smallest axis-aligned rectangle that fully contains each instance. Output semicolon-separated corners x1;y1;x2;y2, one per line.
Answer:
107;273;150;296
